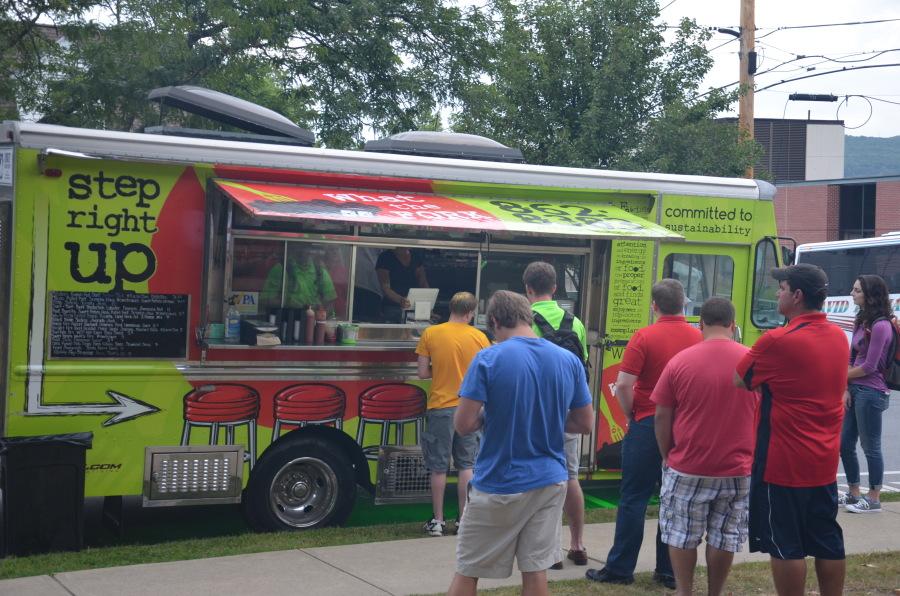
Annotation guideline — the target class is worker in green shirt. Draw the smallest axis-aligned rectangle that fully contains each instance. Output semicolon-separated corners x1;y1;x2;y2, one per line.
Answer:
262;247;337;309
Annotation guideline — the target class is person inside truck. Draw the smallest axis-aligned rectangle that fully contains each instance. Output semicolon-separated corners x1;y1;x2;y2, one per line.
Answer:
376;247;429;323
261;245;337;310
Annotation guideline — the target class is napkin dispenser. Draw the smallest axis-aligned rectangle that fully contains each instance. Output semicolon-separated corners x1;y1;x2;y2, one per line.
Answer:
240;319;281;346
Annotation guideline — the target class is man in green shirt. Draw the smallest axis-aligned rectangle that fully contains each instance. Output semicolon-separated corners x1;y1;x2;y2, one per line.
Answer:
262;249;337;309
523;261;590;569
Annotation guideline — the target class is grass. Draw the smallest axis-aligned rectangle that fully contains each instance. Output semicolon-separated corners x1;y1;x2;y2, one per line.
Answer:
0;490;895;582
0;521;425;580
464;551;900;595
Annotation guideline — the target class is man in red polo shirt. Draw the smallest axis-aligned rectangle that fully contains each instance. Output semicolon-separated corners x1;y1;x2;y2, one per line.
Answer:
586;279;701;588
735;263;848;596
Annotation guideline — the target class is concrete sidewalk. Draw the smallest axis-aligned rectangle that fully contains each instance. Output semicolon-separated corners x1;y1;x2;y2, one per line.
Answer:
4;503;900;596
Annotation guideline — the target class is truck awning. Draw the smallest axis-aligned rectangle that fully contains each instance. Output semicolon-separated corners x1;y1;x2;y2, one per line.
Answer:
213;179;683;240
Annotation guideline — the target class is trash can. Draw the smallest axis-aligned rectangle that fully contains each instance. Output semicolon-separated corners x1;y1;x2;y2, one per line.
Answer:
0;432;93;557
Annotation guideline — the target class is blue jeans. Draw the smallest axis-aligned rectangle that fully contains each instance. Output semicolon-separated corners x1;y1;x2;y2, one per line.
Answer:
840;384;890;489
605;416;672;576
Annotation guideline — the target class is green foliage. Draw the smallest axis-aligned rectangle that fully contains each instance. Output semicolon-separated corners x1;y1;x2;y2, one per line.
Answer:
3;0;490;147
613;91;763;177
451;0;756;176
3;0;757;175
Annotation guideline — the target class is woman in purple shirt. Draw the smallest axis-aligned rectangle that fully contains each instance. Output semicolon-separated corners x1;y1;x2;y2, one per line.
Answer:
839;274;893;513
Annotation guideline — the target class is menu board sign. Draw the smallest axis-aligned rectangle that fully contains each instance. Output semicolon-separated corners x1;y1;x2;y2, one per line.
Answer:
50;291;189;358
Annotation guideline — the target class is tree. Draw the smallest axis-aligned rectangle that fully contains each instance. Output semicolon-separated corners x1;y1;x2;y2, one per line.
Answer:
451;0;758;176
612;91;763;177
3;0;490;147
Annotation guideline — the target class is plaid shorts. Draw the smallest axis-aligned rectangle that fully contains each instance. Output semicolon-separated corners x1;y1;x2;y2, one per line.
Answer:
659;467;750;553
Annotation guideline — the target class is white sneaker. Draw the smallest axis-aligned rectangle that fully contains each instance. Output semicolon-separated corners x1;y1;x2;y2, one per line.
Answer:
423;518;446;536
845;496;881;514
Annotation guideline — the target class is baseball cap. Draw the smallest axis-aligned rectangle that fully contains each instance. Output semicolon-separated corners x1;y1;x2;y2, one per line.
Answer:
770;263;828;299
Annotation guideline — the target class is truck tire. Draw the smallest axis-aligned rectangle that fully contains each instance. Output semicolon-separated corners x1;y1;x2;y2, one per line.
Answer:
243;434;356;531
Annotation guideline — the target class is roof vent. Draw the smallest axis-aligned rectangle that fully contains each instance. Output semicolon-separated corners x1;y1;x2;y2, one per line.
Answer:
146;85;314;146
364;131;524;163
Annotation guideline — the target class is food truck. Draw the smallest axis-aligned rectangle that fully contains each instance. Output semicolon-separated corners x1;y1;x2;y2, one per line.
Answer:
0;88;787;532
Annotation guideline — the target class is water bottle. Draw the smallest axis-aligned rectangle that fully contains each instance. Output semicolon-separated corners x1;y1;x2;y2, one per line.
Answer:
225;298;241;344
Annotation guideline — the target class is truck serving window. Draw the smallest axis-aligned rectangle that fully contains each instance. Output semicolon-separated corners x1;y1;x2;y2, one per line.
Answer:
352;246;478;324
478;252;585;319
662;253;734;316
751;238;784;328
231;238;352;321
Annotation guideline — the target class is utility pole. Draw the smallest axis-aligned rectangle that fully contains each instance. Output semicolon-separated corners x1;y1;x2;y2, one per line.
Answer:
739;0;756;177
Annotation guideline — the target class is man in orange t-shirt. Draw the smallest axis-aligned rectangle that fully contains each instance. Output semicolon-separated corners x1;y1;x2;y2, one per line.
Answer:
587;279;701;588
416;291;490;537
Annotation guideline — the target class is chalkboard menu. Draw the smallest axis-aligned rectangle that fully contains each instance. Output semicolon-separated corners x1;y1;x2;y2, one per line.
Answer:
50;292;189;359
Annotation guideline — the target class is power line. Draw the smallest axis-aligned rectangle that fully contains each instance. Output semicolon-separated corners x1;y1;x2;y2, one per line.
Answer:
862;95;900;107
772;17;900;31
708;36;739;53
751;48;900;79
836;96;873;130
754;47;900;75
659;0;680;11
692;49;900;101
755;18;900;40
757;63;900;92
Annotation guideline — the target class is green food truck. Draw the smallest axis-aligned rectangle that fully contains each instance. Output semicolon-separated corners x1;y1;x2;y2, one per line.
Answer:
0;88;787;534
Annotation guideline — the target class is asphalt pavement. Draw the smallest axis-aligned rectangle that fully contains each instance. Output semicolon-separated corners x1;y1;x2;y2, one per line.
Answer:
3;503;900;596
837;390;900;494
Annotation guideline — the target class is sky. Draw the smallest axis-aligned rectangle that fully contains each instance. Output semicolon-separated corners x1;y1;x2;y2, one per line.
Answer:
661;0;900;137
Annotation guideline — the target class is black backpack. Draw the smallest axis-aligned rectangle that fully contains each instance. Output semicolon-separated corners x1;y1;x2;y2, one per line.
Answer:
533;311;591;382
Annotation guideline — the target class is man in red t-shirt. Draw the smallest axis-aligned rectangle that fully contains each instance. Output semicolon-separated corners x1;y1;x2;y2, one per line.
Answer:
586;279;701;588
735;263;848;596
652;297;759;596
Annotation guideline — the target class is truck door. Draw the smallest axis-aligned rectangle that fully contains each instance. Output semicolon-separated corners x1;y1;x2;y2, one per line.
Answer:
593;242;749;472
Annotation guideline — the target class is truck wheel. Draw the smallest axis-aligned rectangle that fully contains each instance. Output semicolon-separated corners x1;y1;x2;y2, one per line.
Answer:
243;435;356;531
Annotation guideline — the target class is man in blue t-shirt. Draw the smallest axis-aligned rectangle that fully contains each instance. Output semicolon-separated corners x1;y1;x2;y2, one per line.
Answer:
448;291;594;596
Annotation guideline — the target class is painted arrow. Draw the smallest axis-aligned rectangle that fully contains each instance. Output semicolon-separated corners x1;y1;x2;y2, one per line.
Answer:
26;389;161;426
24;216;160;426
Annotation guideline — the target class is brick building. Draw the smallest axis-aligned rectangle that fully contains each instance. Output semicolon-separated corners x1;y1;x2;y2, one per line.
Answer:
775;175;900;245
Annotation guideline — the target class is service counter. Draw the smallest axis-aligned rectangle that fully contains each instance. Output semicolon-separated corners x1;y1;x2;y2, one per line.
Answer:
198;322;438;367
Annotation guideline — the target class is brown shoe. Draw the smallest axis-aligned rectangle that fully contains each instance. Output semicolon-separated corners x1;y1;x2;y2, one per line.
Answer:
549;561;564;570
567;549;588;565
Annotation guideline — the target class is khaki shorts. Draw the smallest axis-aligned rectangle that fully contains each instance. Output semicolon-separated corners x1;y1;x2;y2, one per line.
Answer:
564;433;580;479
456;482;567;578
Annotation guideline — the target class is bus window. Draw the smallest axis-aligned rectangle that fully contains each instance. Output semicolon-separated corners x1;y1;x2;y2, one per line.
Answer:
751;239;783;328
662;253;734;316
798;245;900;297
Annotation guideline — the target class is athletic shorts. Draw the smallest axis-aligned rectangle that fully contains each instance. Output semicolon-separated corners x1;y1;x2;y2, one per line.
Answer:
565;433;580;480
421;407;479;472
748;480;845;560
456;482;566;578
659;467;750;552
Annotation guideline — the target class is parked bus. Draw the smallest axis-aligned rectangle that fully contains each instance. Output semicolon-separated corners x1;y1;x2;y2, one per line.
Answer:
795;234;900;334
0;91;787;533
